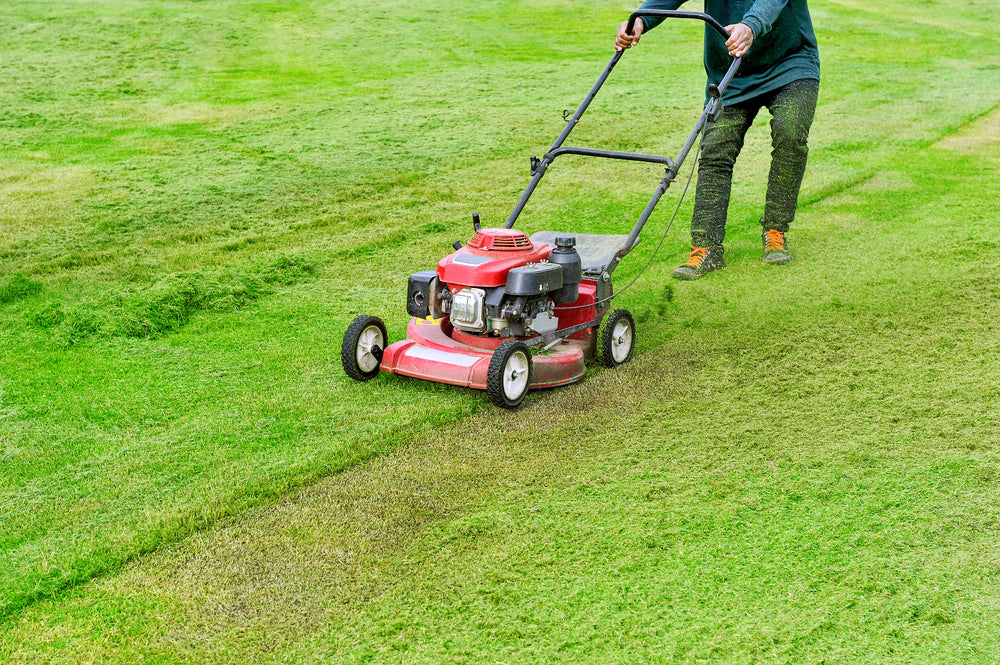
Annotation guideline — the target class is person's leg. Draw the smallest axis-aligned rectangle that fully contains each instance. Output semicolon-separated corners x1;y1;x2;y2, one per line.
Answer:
674;103;758;280
690;103;758;248
761;79;819;243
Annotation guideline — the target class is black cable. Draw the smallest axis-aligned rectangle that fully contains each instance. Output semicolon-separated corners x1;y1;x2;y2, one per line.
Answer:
556;125;704;312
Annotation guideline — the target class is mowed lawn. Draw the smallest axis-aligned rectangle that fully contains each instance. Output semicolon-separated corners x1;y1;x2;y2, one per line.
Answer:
1;0;999;662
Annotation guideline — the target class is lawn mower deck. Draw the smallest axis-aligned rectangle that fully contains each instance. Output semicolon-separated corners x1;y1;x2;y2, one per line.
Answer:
380;314;591;392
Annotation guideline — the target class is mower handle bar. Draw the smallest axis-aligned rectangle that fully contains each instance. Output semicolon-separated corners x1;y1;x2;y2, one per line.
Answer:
625;9;732;41
503;10;741;269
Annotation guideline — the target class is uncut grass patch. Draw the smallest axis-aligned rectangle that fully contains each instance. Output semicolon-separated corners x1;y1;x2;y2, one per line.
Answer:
0;274;43;304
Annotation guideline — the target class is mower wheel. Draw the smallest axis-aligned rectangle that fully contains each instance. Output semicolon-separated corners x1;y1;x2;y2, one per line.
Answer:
600;309;636;368
487;340;533;409
342;315;388;382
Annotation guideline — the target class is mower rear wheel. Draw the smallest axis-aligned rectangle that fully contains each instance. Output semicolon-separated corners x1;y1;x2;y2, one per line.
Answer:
600;309;636;368
487;340;533;408
342;315;388;382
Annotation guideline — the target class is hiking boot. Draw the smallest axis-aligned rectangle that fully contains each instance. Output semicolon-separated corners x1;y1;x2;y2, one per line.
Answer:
673;245;724;280
762;229;792;265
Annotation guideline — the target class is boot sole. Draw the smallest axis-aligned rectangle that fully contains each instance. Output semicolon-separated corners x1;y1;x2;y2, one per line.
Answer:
672;265;723;280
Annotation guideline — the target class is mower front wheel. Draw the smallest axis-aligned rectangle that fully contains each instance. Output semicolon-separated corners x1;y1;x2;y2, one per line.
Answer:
342;315;388;381
487;340;533;408
600;309;636;368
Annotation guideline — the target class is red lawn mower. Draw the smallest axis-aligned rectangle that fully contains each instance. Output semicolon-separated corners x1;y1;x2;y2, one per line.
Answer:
342;10;741;408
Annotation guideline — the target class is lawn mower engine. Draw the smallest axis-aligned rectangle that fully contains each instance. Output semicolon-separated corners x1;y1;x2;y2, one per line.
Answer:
406;227;583;339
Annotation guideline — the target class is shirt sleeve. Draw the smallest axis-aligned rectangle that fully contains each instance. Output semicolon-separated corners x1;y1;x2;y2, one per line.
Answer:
741;0;790;39
636;0;688;33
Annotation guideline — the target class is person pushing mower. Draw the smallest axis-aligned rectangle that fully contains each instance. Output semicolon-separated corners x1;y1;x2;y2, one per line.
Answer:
616;0;820;280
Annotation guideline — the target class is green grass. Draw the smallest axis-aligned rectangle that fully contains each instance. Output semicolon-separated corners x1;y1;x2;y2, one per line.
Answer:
1;0;1000;661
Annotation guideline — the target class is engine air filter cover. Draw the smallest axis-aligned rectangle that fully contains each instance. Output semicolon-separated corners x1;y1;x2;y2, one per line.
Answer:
506;262;563;296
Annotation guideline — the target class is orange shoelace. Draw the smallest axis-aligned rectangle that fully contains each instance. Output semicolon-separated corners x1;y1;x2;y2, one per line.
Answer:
764;229;785;251
684;246;710;267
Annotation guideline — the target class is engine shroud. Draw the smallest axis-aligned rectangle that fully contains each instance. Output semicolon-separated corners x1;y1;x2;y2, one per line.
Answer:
437;228;551;289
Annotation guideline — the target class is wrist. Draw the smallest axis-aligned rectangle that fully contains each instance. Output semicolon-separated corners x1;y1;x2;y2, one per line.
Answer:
740;17;761;39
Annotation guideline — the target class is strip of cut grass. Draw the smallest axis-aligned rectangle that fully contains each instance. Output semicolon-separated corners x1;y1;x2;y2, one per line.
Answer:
1;0;999;640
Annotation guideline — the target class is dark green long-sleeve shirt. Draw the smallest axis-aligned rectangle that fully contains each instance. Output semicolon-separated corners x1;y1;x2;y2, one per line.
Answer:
637;0;820;105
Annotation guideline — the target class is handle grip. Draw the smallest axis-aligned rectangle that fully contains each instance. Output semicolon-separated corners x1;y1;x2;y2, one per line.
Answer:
625;9;731;40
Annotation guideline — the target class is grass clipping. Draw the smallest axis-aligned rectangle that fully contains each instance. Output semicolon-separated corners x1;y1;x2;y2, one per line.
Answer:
35;254;317;344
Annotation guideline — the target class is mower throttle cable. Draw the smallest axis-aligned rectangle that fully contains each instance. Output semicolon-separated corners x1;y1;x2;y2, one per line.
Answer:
556;125;705;312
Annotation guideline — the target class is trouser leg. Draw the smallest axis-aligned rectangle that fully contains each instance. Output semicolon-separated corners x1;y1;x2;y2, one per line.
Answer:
762;78;819;233
690;103;757;247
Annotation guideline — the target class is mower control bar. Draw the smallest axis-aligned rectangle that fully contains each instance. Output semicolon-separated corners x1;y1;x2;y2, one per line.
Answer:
538;147;675;172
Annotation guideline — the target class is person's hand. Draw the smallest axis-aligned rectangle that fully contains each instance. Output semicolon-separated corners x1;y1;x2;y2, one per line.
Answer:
724;23;754;57
615;18;644;51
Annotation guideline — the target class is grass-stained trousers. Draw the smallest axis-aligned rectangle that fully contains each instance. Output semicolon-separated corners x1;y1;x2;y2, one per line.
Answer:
637;0;821;245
